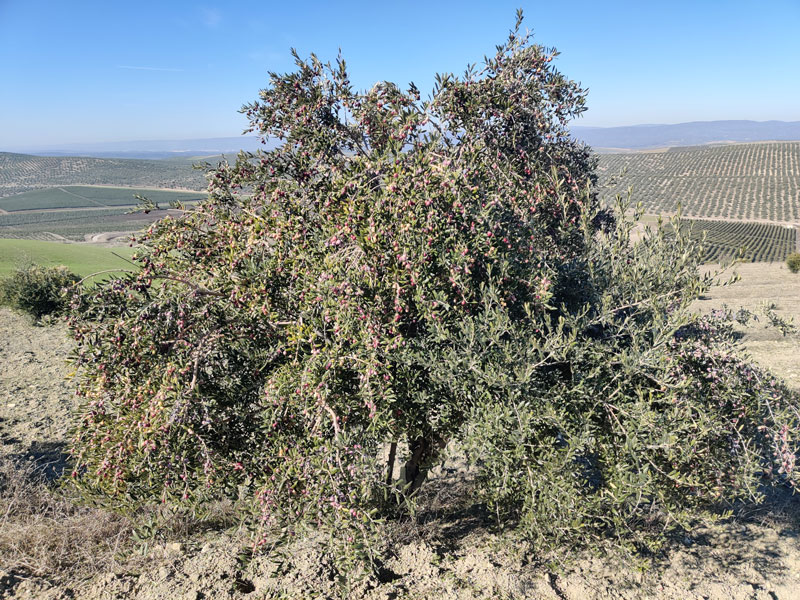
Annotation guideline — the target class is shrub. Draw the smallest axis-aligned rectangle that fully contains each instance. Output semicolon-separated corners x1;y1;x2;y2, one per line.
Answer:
0;263;79;320
67;13;799;567
787;252;800;273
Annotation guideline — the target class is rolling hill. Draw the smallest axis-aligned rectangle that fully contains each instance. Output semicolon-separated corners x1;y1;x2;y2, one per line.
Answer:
1;140;798;261
598;142;800;222
0;152;208;198
598;141;800;262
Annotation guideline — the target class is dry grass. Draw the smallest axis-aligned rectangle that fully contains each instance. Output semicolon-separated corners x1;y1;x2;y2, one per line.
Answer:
0;456;244;589
0;456;134;581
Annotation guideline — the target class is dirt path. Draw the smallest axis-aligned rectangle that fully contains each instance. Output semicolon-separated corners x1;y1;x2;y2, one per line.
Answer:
83;231;135;244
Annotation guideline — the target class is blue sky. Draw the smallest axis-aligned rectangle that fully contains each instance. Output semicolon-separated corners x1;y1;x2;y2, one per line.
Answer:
1;0;798;148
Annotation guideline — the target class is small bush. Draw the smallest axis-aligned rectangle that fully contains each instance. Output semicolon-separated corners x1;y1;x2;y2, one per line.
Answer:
787;252;800;273
0;264;79;319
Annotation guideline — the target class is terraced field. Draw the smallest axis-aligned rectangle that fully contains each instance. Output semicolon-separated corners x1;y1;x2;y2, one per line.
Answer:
0;206;182;241
0;184;201;240
0;152;213;241
2;145;798;260
598;142;800;221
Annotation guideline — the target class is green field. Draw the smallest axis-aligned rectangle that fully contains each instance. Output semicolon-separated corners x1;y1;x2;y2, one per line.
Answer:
2;144;798;262
0;239;136;279
0;186;205;212
599;142;800;221
0;152;211;241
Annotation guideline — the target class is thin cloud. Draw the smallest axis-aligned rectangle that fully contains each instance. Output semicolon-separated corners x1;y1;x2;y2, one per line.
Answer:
200;7;221;28
246;49;284;63
117;65;185;72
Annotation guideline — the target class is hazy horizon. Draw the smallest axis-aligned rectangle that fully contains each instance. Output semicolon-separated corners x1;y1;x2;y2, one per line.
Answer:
2;1;799;147
1;119;797;150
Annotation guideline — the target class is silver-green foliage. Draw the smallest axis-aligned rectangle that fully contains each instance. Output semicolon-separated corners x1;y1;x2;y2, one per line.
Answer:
462;200;799;552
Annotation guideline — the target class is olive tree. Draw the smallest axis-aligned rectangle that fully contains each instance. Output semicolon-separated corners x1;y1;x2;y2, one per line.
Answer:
68;13;799;564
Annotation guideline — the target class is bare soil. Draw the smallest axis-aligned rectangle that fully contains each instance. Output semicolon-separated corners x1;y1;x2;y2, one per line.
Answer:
2;263;800;599
696;261;800;390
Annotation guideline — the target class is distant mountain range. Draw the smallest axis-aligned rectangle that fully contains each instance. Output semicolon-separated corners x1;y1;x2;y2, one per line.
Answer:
571;120;800;151
4;136;272;160
5;120;800;159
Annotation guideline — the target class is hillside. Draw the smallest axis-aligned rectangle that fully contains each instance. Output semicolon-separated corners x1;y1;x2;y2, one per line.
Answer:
3;143;800;258
573;120;800;151
0;153;208;198
598;142;800;222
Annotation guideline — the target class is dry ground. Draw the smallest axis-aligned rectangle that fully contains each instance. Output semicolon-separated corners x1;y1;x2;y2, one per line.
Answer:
695;261;800;390
1;263;800;599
